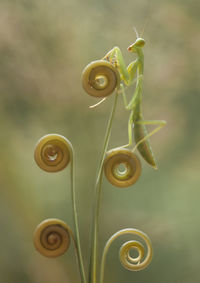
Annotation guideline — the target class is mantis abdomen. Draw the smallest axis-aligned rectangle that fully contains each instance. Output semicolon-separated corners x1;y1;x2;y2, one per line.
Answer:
133;123;157;169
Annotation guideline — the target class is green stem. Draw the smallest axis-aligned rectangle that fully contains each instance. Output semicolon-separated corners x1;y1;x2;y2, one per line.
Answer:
89;91;119;283
70;154;87;283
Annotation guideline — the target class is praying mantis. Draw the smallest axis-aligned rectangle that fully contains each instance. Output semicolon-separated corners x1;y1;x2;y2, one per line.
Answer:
82;30;166;169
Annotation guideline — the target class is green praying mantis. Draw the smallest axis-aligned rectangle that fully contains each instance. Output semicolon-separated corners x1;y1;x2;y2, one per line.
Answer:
82;29;166;169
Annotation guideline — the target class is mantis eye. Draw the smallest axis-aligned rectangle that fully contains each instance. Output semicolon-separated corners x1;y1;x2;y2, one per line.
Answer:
103;149;141;188
82;60;120;97
135;38;145;47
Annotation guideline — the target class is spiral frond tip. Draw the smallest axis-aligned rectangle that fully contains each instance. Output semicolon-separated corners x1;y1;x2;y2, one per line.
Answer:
103;148;142;187
33;218;71;258
82;60;120;97
34;134;72;173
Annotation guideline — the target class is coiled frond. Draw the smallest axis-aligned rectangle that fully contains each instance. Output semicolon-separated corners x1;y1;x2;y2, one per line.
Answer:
103;148;141;187
82;60;120;97
34;134;72;172
100;228;153;283
33;218;71;258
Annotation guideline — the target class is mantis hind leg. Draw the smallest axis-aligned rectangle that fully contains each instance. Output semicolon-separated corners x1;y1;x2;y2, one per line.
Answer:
117;112;134;149
132;119;167;153
110;112;134;151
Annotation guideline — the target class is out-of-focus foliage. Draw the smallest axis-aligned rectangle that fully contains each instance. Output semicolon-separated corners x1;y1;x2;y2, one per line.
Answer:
0;0;199;282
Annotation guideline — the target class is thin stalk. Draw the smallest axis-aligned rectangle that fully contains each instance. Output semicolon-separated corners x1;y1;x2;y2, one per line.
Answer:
89;91;119;283
70;155;87;283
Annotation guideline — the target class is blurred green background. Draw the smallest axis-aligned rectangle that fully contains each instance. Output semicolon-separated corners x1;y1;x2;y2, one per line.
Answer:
0;0;199;282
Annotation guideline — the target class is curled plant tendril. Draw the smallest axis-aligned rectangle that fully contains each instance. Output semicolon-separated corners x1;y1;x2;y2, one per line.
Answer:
34;134;72;172
81;60;120;97
120;240;145;265
34;134;87;283
119;229;153;271
33;218;71;258
103;148;141;187
100;228;153;283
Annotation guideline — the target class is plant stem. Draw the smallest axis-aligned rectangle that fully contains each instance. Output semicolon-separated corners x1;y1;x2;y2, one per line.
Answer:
70;155;87;283
89;91;119;283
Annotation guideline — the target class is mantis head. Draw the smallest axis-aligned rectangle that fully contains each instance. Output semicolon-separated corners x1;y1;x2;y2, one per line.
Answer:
127;38;145;53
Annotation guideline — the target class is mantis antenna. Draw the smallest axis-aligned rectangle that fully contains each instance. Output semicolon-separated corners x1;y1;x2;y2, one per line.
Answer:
133;21;148;39
133;27;139;38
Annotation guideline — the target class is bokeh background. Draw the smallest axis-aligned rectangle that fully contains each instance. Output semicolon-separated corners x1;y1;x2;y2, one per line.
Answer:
0;0;199;282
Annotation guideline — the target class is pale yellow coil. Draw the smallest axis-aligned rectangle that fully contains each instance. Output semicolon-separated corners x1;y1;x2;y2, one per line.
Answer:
119;229;153;271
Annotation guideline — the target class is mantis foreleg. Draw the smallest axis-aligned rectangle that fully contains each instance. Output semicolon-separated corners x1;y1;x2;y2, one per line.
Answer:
103;47;139;85
119;83;129;108
119;74;143;110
